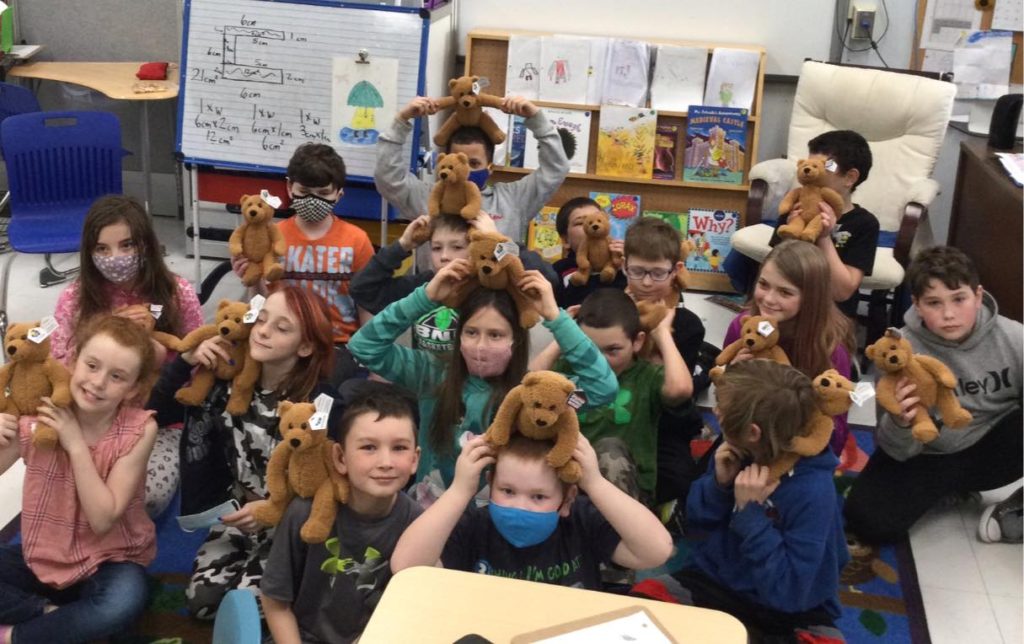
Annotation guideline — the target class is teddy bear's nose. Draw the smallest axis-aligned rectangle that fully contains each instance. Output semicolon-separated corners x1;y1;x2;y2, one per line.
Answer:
290;438;301;448
535;419;547;427
219;327;230;336
6;346;14;355
744;338;755;347
819;378;830;386
888;355;899;364
481;265;492;274
803;167;811;174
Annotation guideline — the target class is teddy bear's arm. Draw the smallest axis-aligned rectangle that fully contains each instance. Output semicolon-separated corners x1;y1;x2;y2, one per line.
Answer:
427;182;444;217
820;187;845;217
0;364;13;406
43;359;71;408
432;114;461;148
788;414;833;456
263;442;293;505
483;386;523;447
777;187;801;215
575;244;591;272
766;345;791;366
545;413;580;468
433;95;456;110
173;325;219;354
874;376;902;416
151;331;182;352
227;225;246;257
226;356;262;417
914;355;958;389
715;339;743;366
269;224;287;258
461;182;482;219
475;93;504;110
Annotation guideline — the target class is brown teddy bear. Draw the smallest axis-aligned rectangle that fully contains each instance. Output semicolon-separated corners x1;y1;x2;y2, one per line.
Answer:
776;158;846;243
0;321;72;449
866;328;972;443
442;230;541;329
767;368;855;481
432;75;506;148
170;300;259;410
483;371;582;483
251;401;350;544
229;193;286;287
675;239;696;291
570;210;621;286
428;152;481;220
710;315;791;381
113;304;183;360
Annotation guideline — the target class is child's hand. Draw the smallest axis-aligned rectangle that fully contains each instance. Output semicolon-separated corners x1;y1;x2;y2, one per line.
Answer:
399;96;439;120
0;413;17;447
221;501;262;533
114;304;152;326
565;304;582;319
517;270;559;321
713;442;744;488
37;397;85;454
816;201;837;241
608;239;625;257
182;336;233;369
230;255;250;280
891;377;921;428
734;464;780;511
399;215;432;251
425;258;472;303
572;433;601;491
468;211;498;234
452;435;495;498
729;346;756;365
653;305;676;339
501;96;539;118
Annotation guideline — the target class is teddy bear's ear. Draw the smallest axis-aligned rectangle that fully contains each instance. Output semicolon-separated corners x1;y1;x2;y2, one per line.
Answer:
522;372;541;387
278;400;293;416
469;229;484;242
448;78;458;89
865;345;876;360
470;75;479;83
559;377;576;395
456;152;468;164
217;299;233;310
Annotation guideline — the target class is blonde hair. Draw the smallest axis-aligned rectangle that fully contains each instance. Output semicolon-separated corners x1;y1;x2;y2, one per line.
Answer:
716;360;817;464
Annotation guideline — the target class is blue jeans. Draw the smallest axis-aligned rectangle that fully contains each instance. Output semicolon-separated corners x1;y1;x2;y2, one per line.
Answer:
0;544;149;642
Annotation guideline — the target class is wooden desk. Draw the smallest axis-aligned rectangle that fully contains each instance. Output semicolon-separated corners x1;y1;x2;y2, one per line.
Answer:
8;62;180;215
947;138;1023;323
360;567;747;643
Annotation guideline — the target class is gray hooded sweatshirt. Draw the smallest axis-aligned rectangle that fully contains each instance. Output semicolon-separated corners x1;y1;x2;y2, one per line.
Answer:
876;291;1023;461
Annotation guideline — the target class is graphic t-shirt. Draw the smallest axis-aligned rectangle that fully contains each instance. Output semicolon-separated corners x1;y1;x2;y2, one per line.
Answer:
441;497;621;590
412;305;459;355
277;217;375;344
261;493;422;643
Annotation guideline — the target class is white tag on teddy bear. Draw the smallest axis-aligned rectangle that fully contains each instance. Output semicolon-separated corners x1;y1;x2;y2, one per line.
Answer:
756;320;776;337
824;158;838;173
471;77;491;94
28;316;59;344
150;304;163;320
260;189;282;210
242;294;267;324
494;241;519;262
566;389;588;410
309;393;333;431
849;382;876;407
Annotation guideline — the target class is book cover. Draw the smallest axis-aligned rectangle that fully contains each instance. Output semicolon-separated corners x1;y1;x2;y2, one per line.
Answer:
685;208;739;274
596;106;657;179
652;124;680;181
527;206;562;262
506;115;528;168
484;107;512;167
524;107;592;174
590;191;641;241
683;105;748;185
642;210;688;234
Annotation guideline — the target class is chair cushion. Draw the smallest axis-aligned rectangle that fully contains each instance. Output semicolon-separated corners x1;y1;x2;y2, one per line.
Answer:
731;223;774;263
861;247;904;290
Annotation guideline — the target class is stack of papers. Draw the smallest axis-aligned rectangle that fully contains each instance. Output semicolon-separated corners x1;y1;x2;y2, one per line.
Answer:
995;152;1024;187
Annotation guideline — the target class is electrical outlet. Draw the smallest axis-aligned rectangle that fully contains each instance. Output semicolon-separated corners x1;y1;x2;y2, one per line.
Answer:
850;4;877;41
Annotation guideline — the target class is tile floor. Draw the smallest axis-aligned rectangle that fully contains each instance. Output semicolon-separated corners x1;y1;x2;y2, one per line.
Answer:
0;217;1019;643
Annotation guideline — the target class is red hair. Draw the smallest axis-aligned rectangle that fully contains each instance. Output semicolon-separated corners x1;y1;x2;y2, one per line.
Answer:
273;286;335;400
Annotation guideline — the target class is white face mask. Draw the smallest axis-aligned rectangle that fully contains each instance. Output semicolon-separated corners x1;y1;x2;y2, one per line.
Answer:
291;194;336;223
93;253;141;284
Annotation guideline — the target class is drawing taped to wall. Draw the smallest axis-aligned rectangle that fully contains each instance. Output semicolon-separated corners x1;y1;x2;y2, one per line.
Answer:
331;56;398;148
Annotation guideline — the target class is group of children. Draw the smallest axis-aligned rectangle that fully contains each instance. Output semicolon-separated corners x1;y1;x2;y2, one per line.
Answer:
0;90;1018;644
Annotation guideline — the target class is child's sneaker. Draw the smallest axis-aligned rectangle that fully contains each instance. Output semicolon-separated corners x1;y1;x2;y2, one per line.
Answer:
978;487;1023;544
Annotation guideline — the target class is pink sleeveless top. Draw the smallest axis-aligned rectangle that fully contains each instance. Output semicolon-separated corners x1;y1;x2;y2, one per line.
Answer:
19;407;157;589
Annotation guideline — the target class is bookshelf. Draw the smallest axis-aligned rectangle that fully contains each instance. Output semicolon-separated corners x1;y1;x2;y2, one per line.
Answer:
465;29;766;293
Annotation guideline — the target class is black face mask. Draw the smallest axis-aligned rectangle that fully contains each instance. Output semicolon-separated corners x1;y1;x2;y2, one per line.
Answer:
291;194;336;223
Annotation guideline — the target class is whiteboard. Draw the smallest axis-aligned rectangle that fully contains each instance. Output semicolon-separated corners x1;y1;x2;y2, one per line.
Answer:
457;0;838;77
177;0;427;179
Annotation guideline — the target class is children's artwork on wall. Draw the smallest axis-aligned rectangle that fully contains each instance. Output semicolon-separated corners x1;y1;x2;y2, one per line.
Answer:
703;48;760;112
331;56;398;147
650;45;708;112
584;36;609;105
539;36;591;104
600;39;651;107
506;34;542;100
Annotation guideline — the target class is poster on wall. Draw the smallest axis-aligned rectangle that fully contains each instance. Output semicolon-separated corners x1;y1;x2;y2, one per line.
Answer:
331;56;399;148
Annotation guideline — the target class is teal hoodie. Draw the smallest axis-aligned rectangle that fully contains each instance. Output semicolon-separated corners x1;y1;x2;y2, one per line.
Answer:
348;285;617;485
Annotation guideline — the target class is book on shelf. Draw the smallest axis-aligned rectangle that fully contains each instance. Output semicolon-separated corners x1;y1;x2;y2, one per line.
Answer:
524;107;592;174
596;105;657;179
683;105;748;185
506;115;528;169
685;209;739;274
652;124;681;181
527;206;563;262
642;210;688;234
484;107;513;167
590;191;641;241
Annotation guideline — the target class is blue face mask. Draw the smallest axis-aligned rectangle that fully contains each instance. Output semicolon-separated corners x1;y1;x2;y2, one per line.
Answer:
488;502;559;548
467;167;490;190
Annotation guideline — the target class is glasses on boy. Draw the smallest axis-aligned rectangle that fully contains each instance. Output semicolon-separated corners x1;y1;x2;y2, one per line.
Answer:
625;265;675;282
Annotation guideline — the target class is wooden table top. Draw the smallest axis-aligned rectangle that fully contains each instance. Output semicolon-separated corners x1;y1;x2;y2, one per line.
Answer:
8;61;179;101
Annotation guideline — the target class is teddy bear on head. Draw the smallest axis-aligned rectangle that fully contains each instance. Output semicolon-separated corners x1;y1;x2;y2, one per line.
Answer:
432;75;506;148
483;371;583;483
0;320;72;449
866;328;972;443
776;158;846;243
428;152;481;221
229;193;286;287
570;210;621;286
251;400;350;544
710;315;791;381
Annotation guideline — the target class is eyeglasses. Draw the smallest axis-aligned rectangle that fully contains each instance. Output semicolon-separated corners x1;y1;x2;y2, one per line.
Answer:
625;265;675;282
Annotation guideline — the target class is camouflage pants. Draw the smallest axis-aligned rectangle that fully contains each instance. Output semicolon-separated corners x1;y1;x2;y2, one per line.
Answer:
185;524;273;620
594;437;645;504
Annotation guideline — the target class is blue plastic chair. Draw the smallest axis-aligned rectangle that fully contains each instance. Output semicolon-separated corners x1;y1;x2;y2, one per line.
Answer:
0;110;127;337
0;82;42;212
212;588;262;644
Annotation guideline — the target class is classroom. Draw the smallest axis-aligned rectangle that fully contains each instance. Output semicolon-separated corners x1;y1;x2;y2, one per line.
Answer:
0;0;1020;642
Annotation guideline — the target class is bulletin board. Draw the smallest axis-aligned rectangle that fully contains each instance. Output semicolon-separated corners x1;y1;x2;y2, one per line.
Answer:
176;0;430;180
913;0;1023;83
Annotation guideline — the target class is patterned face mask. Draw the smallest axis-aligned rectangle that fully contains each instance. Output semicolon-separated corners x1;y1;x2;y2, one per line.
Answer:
93;253;141;284
291;194;336;223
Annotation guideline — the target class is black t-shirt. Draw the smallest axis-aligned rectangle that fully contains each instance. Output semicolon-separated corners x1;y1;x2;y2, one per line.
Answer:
770;205;879;317
441;497;621;590
553;250;629;309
